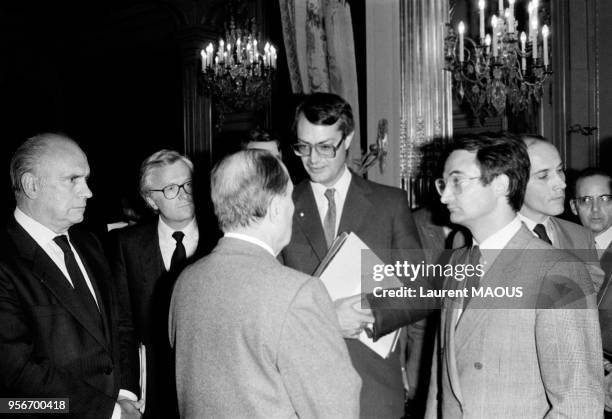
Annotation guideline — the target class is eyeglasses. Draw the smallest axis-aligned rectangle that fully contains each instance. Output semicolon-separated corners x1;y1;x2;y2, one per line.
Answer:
149;180;193;199
572;194;612;208
291;137;346;158
434;175;481;195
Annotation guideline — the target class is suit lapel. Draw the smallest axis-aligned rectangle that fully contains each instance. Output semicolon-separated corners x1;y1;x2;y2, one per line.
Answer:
70;234;112;345
294;181;328;262
549;217;571;249
444;229;531;407
338;175;374;236
442;248;467;405
139;221;165;279
7;221;110;351
454;228;530;349
601;242;612;276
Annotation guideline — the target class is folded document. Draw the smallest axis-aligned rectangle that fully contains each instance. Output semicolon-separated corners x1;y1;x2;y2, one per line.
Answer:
313;232;401;358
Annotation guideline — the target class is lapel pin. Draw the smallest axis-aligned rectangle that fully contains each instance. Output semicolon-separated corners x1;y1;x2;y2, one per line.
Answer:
299;212;304;217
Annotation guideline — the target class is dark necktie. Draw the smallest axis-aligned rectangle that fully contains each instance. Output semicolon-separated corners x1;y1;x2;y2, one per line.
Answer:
53;235;101;323
170;231;187;273
323;188;337;248
533;223;552;245
462;245;482;309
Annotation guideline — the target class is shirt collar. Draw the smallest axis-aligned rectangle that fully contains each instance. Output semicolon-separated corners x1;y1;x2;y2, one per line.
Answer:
473;216;522;270
157;216;197;240
595;225;612;251
310;165;351;197
476;216;522;250
14;207;63;245
517;212;550;232
224;232;275;256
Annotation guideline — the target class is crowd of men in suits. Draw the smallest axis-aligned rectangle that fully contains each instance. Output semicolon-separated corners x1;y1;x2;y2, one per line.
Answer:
1;92;612;418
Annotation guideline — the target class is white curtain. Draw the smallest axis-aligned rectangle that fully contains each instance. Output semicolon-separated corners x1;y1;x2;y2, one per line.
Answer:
279;0;362;168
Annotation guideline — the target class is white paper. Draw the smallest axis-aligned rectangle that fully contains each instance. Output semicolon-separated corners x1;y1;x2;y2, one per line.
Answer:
318;233;401;358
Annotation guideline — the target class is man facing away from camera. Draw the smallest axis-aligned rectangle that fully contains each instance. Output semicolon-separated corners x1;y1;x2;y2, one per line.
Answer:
169;150;360;419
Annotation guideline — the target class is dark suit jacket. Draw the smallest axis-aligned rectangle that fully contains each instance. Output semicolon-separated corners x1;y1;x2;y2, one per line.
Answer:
111;218;205;419
281;174;424;419
0;217;138;419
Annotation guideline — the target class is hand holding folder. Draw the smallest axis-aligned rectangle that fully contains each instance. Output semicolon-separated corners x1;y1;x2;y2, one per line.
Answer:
313;232;402;358
332;293;374;338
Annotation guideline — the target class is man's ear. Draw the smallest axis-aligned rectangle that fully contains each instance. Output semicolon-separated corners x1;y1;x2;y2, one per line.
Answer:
21;173;38;199
570;199;578;216
268;195;281;222
145;195;158;211
344;131;355;150
492;173;510;197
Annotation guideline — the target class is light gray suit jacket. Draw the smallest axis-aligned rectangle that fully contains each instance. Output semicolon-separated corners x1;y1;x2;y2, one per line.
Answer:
425;226;603;418
169;237;361;419
549;216;604;292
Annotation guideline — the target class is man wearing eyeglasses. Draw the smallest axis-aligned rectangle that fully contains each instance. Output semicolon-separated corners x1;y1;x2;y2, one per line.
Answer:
571;168;612;277
571;168;612;389
425;133;603;418
518;135;603;292
111;149;205;419
281;92;424;419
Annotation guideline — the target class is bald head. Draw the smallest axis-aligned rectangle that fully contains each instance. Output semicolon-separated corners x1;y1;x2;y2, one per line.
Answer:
10;133;92;233
10;133;81;199
211;150;291;232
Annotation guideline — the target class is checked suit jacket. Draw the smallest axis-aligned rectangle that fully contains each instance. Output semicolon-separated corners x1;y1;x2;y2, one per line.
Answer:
281;173;424;419
111;218;207;419
425;226;603;418
0;216;139;419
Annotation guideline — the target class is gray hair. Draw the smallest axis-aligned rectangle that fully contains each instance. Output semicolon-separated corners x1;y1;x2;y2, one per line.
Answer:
10;133;76;198
211;150;290;231
139;149;194;200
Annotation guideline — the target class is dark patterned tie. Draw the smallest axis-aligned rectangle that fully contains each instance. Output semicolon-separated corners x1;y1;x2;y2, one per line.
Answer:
53;235;101;324
323;188;337;248
170;231;187;273
533;223;552;245
462;245;482;309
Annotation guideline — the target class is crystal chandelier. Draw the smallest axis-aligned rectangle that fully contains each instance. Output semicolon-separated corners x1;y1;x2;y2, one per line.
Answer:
200;16;277;127
445;0;552;121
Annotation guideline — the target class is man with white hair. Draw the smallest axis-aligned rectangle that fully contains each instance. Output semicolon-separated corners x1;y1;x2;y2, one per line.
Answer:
169;150;360;419
112;149;205;419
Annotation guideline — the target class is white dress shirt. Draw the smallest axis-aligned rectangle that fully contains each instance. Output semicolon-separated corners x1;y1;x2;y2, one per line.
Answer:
595;225;612;255
310;165;352;238
518;213;556;245
477;216;523;266
224;232;276;256
457;216;522;321
14;208;99;306
158;217;199;271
